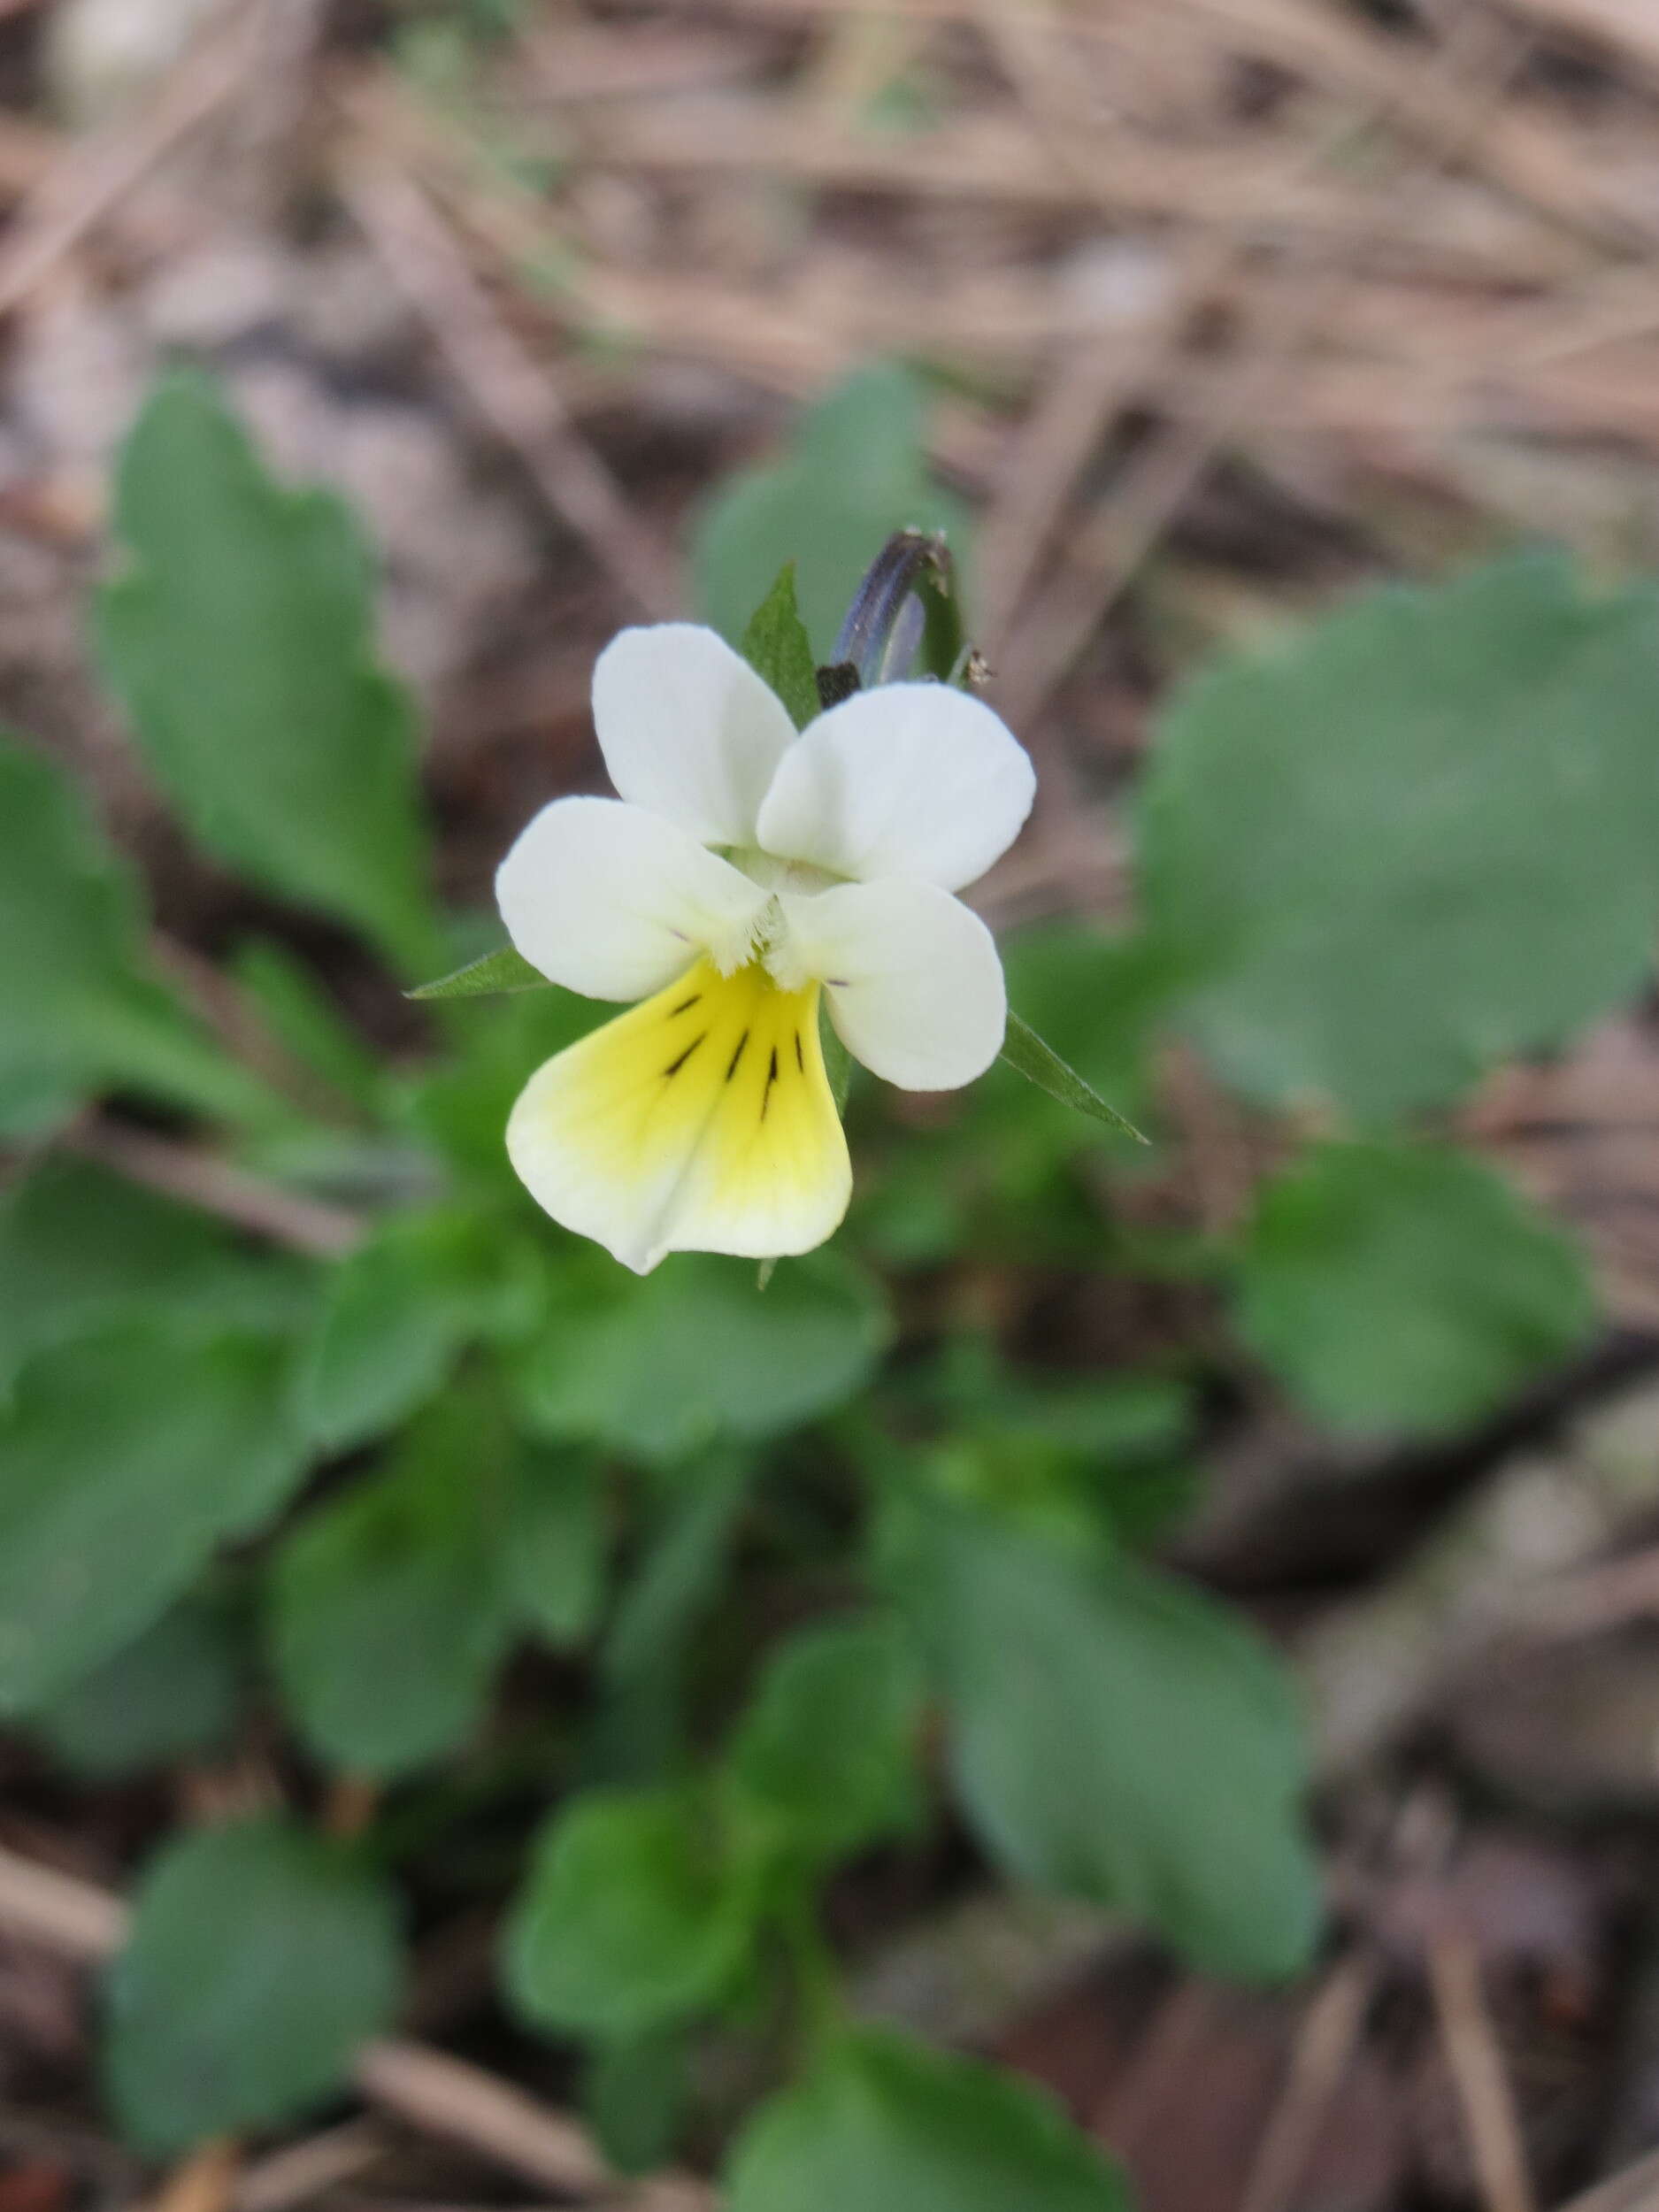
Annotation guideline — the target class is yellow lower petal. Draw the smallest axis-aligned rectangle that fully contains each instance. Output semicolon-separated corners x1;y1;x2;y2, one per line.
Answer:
506;957;852;1274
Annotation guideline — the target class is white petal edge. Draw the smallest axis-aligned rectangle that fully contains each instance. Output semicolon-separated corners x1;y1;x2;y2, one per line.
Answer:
777;878;1007;1091
592;623;800;849
755;682;1035;892
496;795;769;1002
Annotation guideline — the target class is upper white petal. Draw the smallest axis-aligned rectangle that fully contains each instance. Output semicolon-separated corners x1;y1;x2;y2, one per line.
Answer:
592;623;799;848
755;683;1035;892
496;795;768;1002
777;878;1007;1091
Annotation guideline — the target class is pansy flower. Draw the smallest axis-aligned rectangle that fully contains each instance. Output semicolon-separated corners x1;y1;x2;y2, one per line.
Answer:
496;623;1034;1273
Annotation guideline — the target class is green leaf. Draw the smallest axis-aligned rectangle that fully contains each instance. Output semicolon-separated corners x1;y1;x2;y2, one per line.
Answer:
520;1251;890;1461
503;1446;610;1647
296;1210;495;1451
1001;1013;1147;1142
726;1617;924;1864
1234;1140;1596;1436
895;1506;1320;1981
820;1010;855;1119
0;1330;307;1716
270;1396;515;1776
693;364;972;660
1137;553;1659;1118
594;1456;754;1779
584;2031;690;2177
232;939;384;1110
96;373;436;974
603;1458;752;1693
740;563;821;730
409;945;551;1000
725;2028;1131;2212
31;1595;243;1779
0;1156;311;1394
0;740;273;1135
403;987;606;1188
104;1815;403;2150
504;1786;757;2039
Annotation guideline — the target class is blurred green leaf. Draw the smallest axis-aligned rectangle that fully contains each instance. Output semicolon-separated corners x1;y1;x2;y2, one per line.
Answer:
1001;1014;1147;1142
1235;1140;1596;1436
31;1595;243;1779
1137;554;1659;1118
410;945;550;1000
403;987;605;1189
912;1346;1199;1551
96;373;436;973
232;939;385;1110
725;2028;1130;2212
694;365;972;660
895;1505;1320;1981
504;1786;757;2038
584;2030;690;2177
271;1396;515;1776
0;1330;306;1715
856;926;1174;1268
726;1616;924;1864
595;1456;754;1779
520;1252;890;1461
104;1815;403;2150
504;1446;610;1647
603;1459;752;1690
741;563;821;730
0;740;273;1136
297;1210;499;1452
0;1156;310;1394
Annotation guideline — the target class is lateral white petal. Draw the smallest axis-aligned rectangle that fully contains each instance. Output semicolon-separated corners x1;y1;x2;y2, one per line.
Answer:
496;796;768;1002
592;623;799;848
755;683;1035;891
779;879;1007;1091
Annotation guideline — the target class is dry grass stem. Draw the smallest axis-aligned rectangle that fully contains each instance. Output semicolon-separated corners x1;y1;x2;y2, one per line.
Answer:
0;1842;714;2211
337;153;680;621
1427;1933;1538;2212
61;1119;364;1258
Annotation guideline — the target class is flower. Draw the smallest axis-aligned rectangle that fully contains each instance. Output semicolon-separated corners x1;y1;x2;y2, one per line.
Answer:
496;623;1035;1273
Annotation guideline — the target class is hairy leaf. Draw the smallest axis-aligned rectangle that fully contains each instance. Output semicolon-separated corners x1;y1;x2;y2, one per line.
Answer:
105;1816;403;2148
1138;554;1659;1118
96;373;436;972
726;1616;924;1864
726;2029;1130;2212
0;740;271;1135
271;1396;515;1775
1235;1140;1596;1435
519;1252;890;1461
895;1505;1321;1981
505;1786;756;2038
0;1330;306;1715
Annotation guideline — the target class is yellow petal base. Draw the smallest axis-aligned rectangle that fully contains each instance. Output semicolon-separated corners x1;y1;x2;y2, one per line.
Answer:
507;957;851;1274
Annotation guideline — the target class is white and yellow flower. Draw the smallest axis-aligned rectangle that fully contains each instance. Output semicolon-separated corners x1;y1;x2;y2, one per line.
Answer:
497;624;1035;1273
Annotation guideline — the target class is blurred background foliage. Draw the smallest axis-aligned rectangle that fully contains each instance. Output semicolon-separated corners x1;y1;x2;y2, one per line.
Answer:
6;3;1659;2210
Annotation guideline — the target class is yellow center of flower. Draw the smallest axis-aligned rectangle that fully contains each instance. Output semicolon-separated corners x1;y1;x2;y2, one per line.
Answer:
505;956;852;1274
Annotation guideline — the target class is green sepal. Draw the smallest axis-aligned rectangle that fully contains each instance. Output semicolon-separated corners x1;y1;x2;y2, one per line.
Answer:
1000;1012;1147;1142
741;564;821;731
409;945;551;1000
